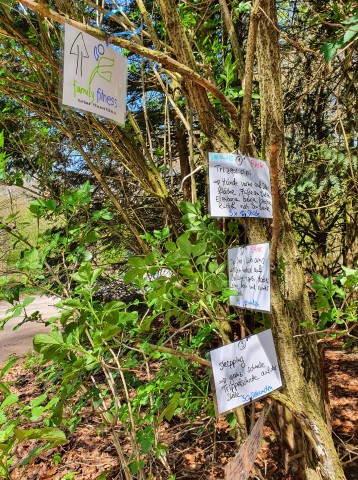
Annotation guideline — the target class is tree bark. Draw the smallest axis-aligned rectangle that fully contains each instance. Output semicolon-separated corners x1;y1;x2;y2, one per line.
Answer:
254;1;346;478
157;0;235;151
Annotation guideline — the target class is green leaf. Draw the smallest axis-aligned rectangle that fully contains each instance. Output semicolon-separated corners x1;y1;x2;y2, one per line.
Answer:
0;410;6;425
84;230;101;243
208;261;219;273
341;266;357;277
195;254;209;266
14;427;67;445
129;460;145;475
343;23;358;44
192;242;207;258
22;297;35;307
165;241;176;252
0;393;18;410
180;201;199;215
29;406;46;421
30;393;47;408
71;263;103;286
16;248;42;270
145;252;155;265
342;14;358;25
92;209;113;220
124;267;142;284
59;298;82;308
158;392;181;423
137;428;155;453
221;288;238;299
53;453;62;466
128;257;146;267
0;382;12;397
319;312;334;328
33;332;66;359
177;234;192;256
320;42;338;62
0;357;18;380
29;199;57;217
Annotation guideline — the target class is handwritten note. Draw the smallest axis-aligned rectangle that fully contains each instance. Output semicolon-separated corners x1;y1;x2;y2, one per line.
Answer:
225;407;266;480
208;152;272;218
210;329;282;414
228;243;270;312
62;25;127;124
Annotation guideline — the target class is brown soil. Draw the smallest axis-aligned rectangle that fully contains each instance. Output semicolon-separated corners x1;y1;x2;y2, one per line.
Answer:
1;341;357;480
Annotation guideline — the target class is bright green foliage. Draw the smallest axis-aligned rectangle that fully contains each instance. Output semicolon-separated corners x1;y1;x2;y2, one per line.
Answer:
0;131;23;187
0;180;115;296
0;199;240;476
319;9;358;62
0;357;67;479
124;201;235;332
311;265;358;346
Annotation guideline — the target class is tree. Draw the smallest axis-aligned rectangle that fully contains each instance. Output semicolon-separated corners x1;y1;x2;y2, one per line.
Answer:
1;1;355;478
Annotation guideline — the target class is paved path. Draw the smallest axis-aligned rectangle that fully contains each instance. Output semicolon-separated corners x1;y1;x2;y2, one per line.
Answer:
0;296;59;366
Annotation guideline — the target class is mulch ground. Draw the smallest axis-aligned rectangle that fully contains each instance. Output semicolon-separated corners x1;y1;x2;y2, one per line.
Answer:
2;340;357;479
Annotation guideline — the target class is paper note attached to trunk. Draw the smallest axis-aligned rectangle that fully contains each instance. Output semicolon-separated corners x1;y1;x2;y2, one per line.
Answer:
225;407;266;480
210;329;282;414
62;25;127;124
228;243;271;312
208;152;272;218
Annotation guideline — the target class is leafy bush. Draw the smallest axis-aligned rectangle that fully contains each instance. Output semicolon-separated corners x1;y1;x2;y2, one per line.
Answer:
311;265;358;347
0;199;241;478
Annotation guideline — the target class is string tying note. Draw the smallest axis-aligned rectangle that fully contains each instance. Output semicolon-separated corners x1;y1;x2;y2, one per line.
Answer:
179;164;206;192
99;4;142;42
107;24;142;39
100;7;127;27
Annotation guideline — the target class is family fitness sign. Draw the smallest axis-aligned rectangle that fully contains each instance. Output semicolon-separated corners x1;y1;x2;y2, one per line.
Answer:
62;25;127;124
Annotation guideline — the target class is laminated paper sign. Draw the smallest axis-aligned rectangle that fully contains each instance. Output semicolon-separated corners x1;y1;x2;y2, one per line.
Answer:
210;329;282;414
225;407;266;480
228;243;270;312
208;152;272;218
62;24;127;124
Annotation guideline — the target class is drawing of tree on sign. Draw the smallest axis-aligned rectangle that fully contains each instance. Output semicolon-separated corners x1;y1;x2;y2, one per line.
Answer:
89;57;114;86
70;32;89;76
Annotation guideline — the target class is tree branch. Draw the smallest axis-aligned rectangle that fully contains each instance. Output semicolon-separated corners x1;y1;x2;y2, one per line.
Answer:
18;0;241;132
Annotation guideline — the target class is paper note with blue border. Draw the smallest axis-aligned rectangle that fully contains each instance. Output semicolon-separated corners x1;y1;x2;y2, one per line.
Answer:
210;330;282;414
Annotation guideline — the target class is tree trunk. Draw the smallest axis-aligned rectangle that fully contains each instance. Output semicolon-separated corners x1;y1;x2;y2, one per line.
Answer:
157;0;235;151
254;1;345;478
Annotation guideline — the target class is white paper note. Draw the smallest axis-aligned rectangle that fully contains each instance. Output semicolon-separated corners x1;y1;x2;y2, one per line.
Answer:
208;152;272;218
210;330;282;414
228;243;271;312
62;25;127;124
